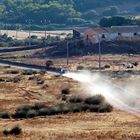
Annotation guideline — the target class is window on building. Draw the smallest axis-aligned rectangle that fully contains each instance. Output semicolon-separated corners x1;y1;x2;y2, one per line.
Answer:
102;34;105;39
118;33;121;36
86;35;89;40
134;33;137;36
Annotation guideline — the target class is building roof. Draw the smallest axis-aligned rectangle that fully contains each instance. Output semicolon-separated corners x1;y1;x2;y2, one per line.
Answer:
73;27;89;33
73;25;140;35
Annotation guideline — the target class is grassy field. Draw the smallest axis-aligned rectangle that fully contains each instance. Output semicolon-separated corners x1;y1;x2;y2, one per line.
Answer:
0;57;140;140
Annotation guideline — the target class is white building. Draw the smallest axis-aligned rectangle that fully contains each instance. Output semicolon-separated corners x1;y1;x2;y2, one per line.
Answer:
73;26;140;44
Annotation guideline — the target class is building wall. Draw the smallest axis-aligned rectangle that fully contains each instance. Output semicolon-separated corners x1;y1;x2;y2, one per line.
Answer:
108;32;140;41
73;30;81;39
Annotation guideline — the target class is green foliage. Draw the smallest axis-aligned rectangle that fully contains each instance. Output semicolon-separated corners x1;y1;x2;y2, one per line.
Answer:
0;0;139;27
83;10;98;20
84;95;105;105
102;6;119;16
0;112;11;119
10;126;22;135
45;60;53;68
61;88;70;95
99;16;132;27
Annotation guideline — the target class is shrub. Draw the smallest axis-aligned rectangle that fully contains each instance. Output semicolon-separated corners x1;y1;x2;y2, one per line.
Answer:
17;105;31;112
39;70;46;75
61;88;70;95
10;126;22;135
98;103;113;113
4;66;11;68
26;110;37;118
3;130;10;136
68;97;83;104
6;70;19;74
38;108;50;116
70;103;85;113
31;103;47;110
88;105;100;112
0;78;5;82
133;62;139;67
77;66;84;70
13;110;27;119
48;104;72;115
0;113;11;119
28;76;36;81
37;80;44;85
21;70;37;75
84;95;105;105
45;60;53;69
6;77;21;83
104;65;110;69
13;105;31;118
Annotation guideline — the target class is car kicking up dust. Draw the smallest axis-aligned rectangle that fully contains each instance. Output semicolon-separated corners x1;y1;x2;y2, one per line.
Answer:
63;71;140;116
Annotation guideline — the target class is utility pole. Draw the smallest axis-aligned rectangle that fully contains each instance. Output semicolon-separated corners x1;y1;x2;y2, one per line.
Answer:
29;20;31;47
16;24;19;39
66;41;69;65
44;19;47;46
41;19;49;46
98;34;101;70
26;19;32;47
5;23;8;36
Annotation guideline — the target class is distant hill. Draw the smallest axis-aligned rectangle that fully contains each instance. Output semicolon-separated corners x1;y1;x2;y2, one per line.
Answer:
0;0;140;27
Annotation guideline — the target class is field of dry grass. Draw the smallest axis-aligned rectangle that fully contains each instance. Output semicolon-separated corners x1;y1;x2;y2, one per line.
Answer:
0;30;72;40
0;61;140;140
2;52;140;71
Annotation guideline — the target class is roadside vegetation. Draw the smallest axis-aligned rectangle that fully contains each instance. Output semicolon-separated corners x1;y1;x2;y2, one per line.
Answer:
0;95;113;120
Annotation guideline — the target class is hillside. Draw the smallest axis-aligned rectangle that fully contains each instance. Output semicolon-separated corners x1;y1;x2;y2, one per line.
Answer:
0;0;140;28
31;41;140;58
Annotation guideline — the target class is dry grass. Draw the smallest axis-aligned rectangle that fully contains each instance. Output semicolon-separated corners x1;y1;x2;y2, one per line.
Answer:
0;55;140;139
0;30;72;40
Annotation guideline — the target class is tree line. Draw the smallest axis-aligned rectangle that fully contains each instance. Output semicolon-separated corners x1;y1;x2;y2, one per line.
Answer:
0;0;139;28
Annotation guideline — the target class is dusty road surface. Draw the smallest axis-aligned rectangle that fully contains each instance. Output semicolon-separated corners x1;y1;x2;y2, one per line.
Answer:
0;65;140;140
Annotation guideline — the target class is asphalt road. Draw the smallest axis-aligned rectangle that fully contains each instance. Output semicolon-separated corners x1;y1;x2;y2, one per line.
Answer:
0;59;64;75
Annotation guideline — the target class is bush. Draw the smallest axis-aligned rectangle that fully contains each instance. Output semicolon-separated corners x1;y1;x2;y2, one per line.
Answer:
68;97;83;104
6;70;19;74
49;104;72;115
13;110;27;119
37;79;44;85
26;110;37;118
21;70;37;75
38;108;50;116
6;77;21;83
10;126;22;135
0;113;11;119
77;66;84;70
39;70;46;75
28;76;36;81
84;95;105;105
45;60;53;69
31;103;47;110
0;78;5;82
61;88;70;95
70;103;86;113
104;65;110;69
3;130;9;136
13;105;31;118
98;103;113;113
133;62;139;67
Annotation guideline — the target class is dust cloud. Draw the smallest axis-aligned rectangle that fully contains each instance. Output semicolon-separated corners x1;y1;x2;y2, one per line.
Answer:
63;71;140;116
